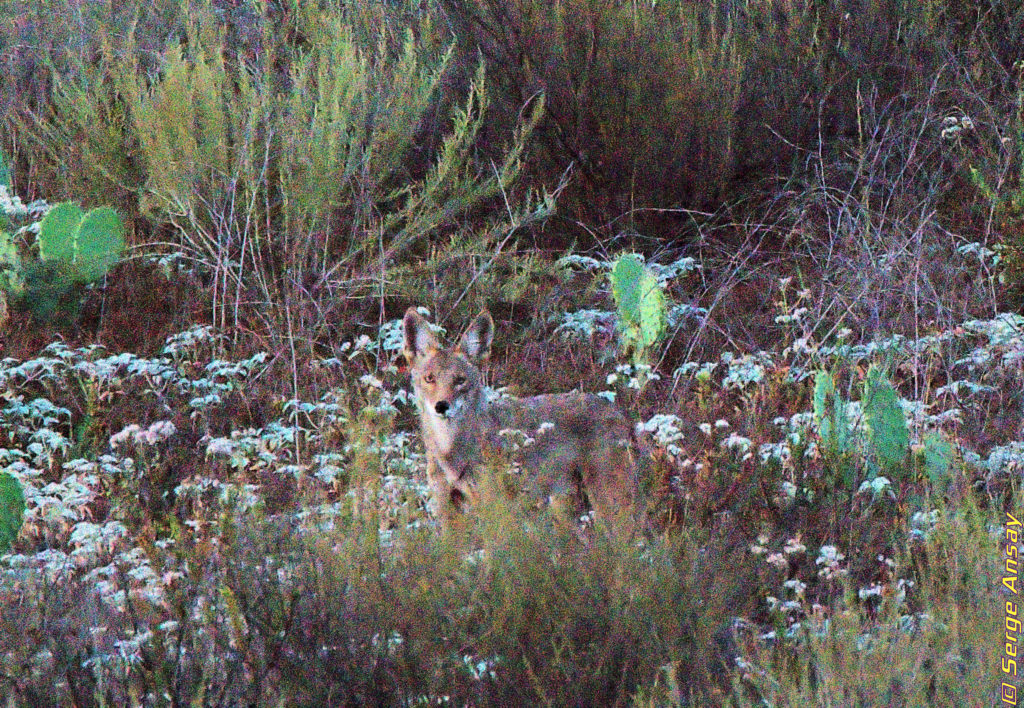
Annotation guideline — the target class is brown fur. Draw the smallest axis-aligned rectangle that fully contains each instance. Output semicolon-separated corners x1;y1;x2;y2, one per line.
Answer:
403;308;637;523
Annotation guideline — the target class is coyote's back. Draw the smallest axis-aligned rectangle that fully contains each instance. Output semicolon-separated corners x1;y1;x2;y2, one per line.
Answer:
403;308;637;522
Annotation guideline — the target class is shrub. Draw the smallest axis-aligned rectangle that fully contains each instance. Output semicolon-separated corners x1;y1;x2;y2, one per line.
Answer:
439;0;973;224
24;0;545;339
967;62;1024;302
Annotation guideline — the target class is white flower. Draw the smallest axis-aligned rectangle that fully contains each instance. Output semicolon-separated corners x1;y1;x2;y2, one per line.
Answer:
857;476;893;496
783;536;806;555
750;534;770;556
148;420;177;441
858;584;883;600
816;545;844;564
110;425;142;449
783;579;807;596
205;438;235;456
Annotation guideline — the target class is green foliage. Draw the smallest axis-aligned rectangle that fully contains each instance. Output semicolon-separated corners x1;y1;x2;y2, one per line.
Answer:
968;64;1024;296
0;147;10;191
863;366;911;477
441;0;972;215
0;472;25;553
32;3;544;336
610;254;667;365
443;0;745;208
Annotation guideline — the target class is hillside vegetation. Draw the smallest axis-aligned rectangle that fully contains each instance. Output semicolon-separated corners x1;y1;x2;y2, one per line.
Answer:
0;1;1021;704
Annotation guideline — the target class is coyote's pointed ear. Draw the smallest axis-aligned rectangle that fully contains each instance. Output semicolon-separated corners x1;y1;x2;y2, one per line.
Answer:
458;310;494;365
403;308;439;367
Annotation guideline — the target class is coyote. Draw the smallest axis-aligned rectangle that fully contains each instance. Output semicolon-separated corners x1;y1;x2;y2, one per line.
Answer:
403;308;638;523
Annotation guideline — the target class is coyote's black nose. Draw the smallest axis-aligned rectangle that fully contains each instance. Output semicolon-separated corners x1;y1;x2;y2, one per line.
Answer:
435;401;450;415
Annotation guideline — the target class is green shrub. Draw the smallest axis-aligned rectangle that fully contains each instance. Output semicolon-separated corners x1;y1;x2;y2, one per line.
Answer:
441;0;745;210
968;63;1024;300
440;0;964;221
30;2;544;337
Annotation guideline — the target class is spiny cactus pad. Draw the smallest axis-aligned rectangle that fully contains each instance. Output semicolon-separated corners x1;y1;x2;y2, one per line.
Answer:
0;471;24;553
611;254;667;363
863;366;910;472
76;207;125;282
39;202;83;263
38;202;124;283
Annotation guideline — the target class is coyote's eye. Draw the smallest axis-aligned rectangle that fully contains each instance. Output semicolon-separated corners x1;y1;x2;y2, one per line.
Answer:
454;375;467;386
424;373;436;384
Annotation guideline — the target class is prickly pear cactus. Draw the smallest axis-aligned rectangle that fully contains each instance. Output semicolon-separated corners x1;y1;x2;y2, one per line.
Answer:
38;202;124;282
75;207;125;282
813;370;850;457
0;230;20;295
20;201;125;323
610;254;667;364
863;366;910;474
38;202;83;264
921;432;954;487
0;471;24;553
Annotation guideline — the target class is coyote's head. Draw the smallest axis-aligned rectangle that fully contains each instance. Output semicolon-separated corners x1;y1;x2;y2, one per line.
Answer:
403;308;493;426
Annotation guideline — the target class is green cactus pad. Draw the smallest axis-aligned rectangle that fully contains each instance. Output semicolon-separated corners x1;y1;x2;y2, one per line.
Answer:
0;471;24;553
38;202;83;263
611;254;667;362
813;370;850;457
75;207;125;282
922;432;954;487
0;148;10;190
863;366;910;472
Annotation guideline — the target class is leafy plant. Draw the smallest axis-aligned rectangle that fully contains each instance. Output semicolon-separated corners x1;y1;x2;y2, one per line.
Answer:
610;254;667;366
0;472;25;553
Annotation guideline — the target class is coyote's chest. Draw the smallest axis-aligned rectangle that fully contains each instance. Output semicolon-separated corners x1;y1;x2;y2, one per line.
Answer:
419;399;492;483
